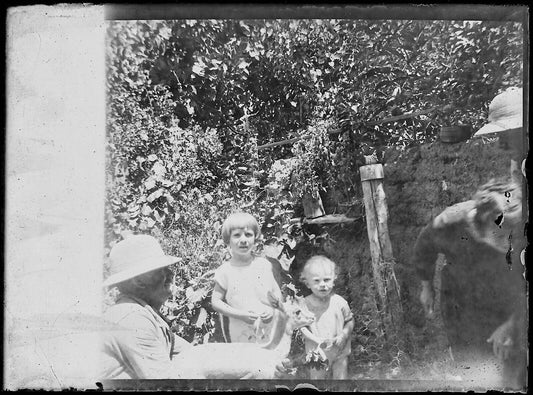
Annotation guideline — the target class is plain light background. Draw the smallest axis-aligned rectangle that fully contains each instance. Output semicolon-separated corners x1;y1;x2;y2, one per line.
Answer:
5;4;105;389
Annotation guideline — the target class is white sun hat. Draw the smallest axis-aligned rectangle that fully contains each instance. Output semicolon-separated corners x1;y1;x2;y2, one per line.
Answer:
474;87;523;136
103;234;181;287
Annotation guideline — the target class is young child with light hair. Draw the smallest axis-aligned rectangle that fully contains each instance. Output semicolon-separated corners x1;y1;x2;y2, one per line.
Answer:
211;212;282;344
299;255;354;379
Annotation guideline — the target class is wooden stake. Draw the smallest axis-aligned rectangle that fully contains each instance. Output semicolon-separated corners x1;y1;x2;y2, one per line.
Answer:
360;162;403;334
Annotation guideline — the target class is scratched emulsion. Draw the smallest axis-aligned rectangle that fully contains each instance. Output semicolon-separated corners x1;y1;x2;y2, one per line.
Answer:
492;212;515;270
5;5;105;390
494;213;504;227
505;232;513;270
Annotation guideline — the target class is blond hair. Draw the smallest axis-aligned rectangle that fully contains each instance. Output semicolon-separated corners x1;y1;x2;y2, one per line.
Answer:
221;212;261;245
300;255;337;282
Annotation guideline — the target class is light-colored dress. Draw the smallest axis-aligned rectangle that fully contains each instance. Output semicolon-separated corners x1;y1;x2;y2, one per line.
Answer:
303;293;353;363
214;257;281;344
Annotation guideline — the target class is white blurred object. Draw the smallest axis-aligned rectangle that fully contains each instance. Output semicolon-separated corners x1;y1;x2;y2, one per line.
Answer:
474;87;522;136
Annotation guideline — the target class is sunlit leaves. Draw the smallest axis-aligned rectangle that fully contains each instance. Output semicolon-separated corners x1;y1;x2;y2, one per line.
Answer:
105;18;523;345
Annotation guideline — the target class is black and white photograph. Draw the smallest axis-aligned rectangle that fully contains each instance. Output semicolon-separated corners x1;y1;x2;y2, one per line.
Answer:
4;4;529;392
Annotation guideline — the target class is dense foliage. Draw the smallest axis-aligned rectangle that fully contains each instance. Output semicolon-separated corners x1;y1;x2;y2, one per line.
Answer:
105;19;523;369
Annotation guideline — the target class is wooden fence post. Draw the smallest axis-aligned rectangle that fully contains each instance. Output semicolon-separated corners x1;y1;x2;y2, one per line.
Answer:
359;158;404;339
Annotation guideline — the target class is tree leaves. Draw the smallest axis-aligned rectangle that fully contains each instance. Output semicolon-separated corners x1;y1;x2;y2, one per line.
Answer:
192;62;206;77
144;177;156;190
146;188;163;203
105;18;523;345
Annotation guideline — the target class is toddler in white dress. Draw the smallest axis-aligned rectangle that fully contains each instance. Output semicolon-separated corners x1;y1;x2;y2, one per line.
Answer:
300;255;354;379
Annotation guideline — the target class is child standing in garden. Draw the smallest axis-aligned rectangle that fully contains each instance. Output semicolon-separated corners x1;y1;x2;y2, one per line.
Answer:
299;255;354;379
211;212;282;344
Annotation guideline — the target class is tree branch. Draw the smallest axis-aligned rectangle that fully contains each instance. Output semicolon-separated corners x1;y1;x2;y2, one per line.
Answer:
257;105;445;150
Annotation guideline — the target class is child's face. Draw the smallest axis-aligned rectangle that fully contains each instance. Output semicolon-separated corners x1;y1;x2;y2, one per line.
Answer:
228;227;256;259
302;262;336;298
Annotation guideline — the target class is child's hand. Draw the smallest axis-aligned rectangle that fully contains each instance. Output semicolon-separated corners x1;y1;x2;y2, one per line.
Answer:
487;318;515;361
259;308;274;324
332;334;347;349
318;338;333;350
240;311;260;324
274;358;296;378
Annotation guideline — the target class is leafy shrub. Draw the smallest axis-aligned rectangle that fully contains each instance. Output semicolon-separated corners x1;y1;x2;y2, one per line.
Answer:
105;19;523;365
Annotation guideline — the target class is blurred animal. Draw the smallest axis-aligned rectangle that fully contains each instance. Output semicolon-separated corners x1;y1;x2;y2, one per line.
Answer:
171;291;315;379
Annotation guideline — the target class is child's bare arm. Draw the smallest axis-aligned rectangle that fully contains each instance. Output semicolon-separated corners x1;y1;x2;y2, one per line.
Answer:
211;283;259;324
342;316;355;338
255;260;283;323
300;327;324;346
333;317;355;348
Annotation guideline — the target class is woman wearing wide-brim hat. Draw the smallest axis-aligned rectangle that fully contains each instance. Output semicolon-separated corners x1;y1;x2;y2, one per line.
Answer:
100;234;192;379
473;87;526;177
413;87;527;390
